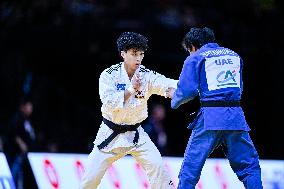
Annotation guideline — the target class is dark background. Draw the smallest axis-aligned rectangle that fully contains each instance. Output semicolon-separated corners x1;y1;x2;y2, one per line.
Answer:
0;0;283;159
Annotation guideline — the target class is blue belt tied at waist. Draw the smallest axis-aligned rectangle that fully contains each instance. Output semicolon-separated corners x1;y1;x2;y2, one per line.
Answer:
200;100;240;107
97;118;141;150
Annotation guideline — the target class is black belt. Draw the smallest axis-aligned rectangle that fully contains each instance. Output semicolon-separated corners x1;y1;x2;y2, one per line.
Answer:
200;100;240;107
97;118;141;150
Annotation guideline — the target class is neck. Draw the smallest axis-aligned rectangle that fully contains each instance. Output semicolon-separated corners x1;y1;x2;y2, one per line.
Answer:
124;62;136;79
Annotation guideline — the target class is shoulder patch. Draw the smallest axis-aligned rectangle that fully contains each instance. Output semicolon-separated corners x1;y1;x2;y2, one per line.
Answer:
139;67;150;73
106;63;122;74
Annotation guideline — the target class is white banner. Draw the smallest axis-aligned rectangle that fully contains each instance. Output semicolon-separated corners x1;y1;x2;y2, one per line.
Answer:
27;152;284;189
0;153;16;189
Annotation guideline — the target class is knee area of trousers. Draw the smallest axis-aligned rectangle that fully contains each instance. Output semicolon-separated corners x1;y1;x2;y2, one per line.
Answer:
234;163;262;179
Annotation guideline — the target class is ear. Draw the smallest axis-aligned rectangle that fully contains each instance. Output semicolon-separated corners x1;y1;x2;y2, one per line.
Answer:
120;51;126;59
191;44;197;52
187;45;194;53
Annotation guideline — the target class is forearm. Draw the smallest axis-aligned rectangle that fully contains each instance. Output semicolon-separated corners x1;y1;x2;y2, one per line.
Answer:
124;85;135;101
150;75;178;97
171;88;197;109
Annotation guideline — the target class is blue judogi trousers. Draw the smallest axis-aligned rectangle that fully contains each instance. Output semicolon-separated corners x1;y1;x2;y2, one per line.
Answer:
177;121;263;189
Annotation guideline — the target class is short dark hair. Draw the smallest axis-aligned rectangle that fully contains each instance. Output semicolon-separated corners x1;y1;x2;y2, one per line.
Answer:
117;32;148;52
182;27;215;50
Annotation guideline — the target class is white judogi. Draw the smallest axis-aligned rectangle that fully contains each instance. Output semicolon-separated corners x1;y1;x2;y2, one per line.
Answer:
81;62;177;189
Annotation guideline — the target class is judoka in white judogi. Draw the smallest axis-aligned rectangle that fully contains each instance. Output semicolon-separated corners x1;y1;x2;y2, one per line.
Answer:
81;62;177;189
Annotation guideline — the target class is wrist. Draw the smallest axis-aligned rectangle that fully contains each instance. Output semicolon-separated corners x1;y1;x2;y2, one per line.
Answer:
127;85;136;94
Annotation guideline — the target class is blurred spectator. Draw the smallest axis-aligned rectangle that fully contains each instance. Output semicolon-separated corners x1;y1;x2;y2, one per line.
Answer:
143;103;169;156
5;98;39;189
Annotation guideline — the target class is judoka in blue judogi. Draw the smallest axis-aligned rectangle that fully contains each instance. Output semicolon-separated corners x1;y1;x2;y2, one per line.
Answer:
171;27;263;189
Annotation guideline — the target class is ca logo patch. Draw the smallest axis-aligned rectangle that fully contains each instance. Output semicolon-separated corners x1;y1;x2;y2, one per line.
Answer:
216;70;237;87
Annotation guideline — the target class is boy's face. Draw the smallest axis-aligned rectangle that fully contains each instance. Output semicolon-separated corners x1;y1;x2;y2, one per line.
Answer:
121;49;144;71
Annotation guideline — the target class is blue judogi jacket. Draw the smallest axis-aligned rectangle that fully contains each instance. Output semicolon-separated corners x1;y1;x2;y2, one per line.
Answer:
171;43;250;131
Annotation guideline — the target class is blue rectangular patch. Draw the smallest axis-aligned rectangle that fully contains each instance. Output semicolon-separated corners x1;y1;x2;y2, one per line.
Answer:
116;83;126;91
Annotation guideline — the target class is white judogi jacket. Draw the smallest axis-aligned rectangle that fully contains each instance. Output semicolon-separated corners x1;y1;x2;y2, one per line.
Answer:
94;62;178;152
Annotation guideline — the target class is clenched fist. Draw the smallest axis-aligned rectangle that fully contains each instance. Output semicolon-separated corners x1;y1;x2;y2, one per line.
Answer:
165;87;176;99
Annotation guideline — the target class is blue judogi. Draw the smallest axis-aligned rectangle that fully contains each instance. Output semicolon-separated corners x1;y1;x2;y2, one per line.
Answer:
171;43;263;189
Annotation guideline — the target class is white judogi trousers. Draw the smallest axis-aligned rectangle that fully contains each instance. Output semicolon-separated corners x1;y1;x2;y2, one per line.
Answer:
80;136;174;189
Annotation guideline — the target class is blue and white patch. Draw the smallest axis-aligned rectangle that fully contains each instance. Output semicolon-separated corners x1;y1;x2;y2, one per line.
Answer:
205;55;241;91
116;83;126;91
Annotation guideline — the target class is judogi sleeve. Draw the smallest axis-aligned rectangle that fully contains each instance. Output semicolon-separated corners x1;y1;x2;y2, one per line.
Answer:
99;71;124;110
171;56;199;109
148;70;178;97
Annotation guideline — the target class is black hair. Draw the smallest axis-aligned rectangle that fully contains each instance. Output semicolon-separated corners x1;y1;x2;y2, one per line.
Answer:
117;32;148;52
182;27;215;51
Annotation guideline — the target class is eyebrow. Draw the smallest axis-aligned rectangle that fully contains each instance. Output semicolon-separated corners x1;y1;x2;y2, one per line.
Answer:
131;51;144;54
